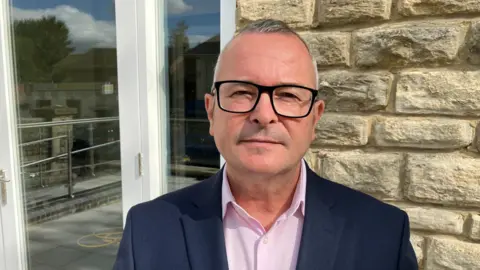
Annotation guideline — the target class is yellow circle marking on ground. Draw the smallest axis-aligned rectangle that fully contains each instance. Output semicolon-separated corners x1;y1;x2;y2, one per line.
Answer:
77;227;123;248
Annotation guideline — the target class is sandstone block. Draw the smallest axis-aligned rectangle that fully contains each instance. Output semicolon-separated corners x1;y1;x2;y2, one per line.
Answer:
396;70;480;116
398;0;480;16
317;0;391;25
466;21;480;65
318;71;393;111
426;237;480;269
373;117;474;149
468;122;480;153
475;123;480;151
237;0;316;28
303;149;319;171
299;32;350;67
410;234;425;267
321;151;402;199
314;114;370;146
467;213;480;240
353;22;467;68
405;153;480;206
403;206;464;235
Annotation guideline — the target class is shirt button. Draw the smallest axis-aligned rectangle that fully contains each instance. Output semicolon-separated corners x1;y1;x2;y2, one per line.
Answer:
263;237;268;244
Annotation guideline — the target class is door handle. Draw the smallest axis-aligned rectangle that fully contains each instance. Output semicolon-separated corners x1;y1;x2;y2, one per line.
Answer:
0;169;10;182
0;169;9;205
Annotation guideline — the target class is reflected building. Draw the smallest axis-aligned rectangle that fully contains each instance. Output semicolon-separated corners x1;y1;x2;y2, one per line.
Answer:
169;34;221;176
17;47;121;192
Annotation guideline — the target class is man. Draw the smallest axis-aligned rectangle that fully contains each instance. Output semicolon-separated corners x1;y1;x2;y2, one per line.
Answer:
114;19;418;270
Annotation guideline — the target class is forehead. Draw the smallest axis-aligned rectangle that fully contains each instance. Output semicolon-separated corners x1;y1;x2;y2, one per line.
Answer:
216;33;316;87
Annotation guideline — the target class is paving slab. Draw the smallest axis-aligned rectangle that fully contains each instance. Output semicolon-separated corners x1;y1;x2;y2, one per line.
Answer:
27;202;122;269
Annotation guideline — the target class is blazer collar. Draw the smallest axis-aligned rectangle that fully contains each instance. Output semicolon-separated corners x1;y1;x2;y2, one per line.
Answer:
181;168;228;270
296;165;345;270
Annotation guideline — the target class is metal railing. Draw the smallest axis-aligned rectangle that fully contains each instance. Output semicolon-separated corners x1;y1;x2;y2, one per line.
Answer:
18;117;120;198
18;117;119;129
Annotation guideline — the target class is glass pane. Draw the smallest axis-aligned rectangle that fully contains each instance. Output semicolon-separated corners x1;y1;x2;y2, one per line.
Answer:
9;1;122;269
165;0;221;192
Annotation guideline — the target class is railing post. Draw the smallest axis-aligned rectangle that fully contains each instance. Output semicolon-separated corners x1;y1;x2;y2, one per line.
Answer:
67;127;74;198
38;126;46;187
39;164;44;188
88;123;95;176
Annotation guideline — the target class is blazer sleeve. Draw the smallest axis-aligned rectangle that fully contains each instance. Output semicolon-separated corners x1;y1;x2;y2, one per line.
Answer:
113;208;135;270
397;212;419;270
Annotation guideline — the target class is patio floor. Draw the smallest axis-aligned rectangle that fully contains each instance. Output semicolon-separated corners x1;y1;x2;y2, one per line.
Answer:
23;174;200;270
27;202;122;270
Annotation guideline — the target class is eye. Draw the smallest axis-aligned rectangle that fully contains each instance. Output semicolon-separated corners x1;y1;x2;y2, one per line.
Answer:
275;87;312;102
275;91;301;101
220;82;257;98
228;88;257;98
277;92;298;98
232;90;252;96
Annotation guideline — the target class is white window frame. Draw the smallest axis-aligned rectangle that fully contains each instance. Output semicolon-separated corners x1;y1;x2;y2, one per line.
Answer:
115;0;158;225
0;0;28;268
219;0;236;167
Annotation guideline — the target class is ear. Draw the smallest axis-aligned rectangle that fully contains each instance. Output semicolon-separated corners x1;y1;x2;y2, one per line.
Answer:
311;100;325;141
205;93;215;136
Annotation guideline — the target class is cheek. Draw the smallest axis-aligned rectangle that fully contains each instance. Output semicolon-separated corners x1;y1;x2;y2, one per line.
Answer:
285;121;315;146
212;115;239;143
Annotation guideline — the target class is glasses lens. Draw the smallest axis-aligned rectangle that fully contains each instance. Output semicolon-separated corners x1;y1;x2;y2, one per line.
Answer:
273;86;313;117
218;82;258;112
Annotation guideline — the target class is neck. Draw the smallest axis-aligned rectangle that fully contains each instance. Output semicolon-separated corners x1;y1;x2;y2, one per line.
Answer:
226;162;302;230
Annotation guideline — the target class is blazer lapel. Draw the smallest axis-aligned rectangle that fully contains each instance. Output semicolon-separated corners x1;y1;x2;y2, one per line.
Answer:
296;167;345;270
181;170;229;270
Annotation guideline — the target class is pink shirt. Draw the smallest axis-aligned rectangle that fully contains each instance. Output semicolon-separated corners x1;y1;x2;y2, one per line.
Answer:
222;160;307;270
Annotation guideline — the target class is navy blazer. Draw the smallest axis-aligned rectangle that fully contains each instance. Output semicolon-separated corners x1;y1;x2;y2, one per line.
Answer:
113;164;418;270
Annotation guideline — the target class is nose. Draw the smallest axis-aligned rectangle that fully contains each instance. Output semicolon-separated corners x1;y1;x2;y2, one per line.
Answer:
249;92;278;125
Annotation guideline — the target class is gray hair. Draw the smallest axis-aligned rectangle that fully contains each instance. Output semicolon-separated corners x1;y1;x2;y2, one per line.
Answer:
212;19;319;89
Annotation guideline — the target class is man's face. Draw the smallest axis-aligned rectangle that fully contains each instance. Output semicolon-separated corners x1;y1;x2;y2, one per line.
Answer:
205;32;324;174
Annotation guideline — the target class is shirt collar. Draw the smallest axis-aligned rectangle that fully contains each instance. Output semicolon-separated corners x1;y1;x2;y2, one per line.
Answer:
221;159;307;218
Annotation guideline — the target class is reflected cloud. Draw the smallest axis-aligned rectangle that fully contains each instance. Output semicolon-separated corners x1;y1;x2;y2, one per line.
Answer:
11;1;208;52
188;35;211;47
11;5;116;53
167;0;193;14
168;0;219;16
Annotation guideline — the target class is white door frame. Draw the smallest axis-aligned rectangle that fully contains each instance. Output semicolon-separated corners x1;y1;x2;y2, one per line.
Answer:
115;0;157;225
0;0;28;269
220;0;237;167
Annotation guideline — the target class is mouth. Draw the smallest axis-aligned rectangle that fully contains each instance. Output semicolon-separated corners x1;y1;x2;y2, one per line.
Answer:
240;139;283;145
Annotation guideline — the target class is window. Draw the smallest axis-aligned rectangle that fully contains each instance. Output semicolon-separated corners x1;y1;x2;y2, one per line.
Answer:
165;0;222;192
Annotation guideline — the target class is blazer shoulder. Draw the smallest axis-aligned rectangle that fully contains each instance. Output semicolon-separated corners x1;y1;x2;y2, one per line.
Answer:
317;174;406;220
128;174;218;218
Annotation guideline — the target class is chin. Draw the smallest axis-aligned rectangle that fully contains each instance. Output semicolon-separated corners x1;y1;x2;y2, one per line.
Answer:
236;153;284;174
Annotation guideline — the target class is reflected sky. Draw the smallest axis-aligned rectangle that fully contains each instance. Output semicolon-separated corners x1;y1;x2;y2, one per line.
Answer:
11;0;220;52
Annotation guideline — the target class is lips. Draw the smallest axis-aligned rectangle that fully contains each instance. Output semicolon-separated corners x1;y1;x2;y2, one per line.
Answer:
240;138;282;145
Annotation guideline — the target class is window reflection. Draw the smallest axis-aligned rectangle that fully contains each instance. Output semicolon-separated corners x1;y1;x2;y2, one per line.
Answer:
10;1;122;269
166;1;221;191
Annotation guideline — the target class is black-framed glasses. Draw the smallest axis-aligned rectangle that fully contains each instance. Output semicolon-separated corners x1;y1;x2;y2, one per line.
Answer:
211;80;319;118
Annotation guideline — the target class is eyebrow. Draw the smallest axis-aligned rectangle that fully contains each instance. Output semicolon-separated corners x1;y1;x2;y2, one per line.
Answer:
227;79;310;87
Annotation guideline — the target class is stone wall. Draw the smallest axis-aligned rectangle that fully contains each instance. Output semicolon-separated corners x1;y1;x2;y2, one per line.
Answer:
237;0;480;268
